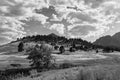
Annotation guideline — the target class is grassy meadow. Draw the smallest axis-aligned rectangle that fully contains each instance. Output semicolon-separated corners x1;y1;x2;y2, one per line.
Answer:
14;65;120;80
0;42;120;80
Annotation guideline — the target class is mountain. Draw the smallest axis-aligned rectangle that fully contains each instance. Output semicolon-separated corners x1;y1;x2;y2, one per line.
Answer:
47;33;59;38
94;32;120;48
15;33;94;48
112;32;120;40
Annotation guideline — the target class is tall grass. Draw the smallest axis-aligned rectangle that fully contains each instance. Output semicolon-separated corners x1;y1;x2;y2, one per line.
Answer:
14;65;120;80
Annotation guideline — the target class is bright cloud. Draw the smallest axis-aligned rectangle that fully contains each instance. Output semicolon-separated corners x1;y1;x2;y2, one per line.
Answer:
50;24;65;35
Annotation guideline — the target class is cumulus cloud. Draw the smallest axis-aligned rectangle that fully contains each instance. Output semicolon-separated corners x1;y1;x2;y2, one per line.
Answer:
50;24;65;35
43;0;119;39
0;0;49;44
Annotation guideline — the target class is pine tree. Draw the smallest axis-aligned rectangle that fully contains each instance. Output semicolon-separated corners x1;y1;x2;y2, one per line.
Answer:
59;46;65;54
18;42;24;52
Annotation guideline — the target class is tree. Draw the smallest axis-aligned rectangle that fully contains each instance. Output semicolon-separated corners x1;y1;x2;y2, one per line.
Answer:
103;47;111;53
27;44;54;71
72;43;76;48
18;42;24;52
54;45;59;50
96;50;98;53
59;46;65;54
69;47;76;52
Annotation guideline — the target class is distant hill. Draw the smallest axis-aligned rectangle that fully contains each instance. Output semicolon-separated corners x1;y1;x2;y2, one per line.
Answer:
1;33;120;54
12;33;120;51
47;33;59;38
16;33;94;49
94;32;120;48
0;33;96;54
112;32;120;41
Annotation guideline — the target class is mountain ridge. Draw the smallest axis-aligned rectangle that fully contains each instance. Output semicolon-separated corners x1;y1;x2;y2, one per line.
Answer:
94;32;120;48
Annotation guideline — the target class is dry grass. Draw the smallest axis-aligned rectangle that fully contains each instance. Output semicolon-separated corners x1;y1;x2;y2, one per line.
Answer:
13;65;120;80
1;42;120;80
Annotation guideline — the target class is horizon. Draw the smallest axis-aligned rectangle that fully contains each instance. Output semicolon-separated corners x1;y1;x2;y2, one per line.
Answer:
1;31;119;46
0;0;120;45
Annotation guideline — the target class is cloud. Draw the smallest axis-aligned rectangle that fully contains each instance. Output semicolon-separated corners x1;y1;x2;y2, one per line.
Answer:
68;24;97;38
67;12;97;23
84;0;105;8
0;36;11;45
46;0;112;38
1;0;120;44
50;24;65;35
0;0;49;44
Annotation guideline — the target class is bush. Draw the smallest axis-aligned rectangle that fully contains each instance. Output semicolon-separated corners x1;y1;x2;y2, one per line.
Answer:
54;45;59;50
69;47;76;52
10;64;21;67
27;43;55;71
59;63;75;69
103;47;112;53
18;42;24;52
59;46;65;54
0;68;31;80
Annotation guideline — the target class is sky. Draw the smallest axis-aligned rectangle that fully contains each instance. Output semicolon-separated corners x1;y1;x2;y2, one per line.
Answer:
0;0;120;45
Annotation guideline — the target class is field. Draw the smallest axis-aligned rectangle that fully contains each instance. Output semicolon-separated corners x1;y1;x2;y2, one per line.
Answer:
0;50;120;70
14;65;120;80
1;42;120;80
12;52;120;80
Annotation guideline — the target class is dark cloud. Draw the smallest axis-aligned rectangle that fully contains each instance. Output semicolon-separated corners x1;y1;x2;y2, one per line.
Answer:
35;6;58;19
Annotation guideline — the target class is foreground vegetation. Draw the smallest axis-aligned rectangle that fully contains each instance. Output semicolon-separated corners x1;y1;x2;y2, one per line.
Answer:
0;56;120;80
13;65;120;80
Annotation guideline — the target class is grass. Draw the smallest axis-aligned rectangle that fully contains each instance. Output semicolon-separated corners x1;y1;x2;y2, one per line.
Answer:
13;65;120;80
2;56;120;80
9;55;120;80
2;57;120;80
1;42;120;80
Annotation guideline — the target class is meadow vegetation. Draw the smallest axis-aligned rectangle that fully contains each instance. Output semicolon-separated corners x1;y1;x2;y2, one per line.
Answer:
0;34;120;80
13;65;120;80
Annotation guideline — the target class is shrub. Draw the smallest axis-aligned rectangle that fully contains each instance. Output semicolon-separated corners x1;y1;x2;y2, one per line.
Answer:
54;45;59;50
27;43;55;72
10;64;21;67
103;47;112;53
96;50;99;53
18;42;24;52
59;46;65;54
59;63;75;69
69;47;76;52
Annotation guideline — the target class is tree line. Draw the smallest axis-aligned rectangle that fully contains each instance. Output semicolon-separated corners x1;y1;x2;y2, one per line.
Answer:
17;33;120;53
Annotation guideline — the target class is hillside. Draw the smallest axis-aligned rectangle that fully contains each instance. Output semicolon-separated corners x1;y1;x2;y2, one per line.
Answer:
0;42;19;54
112;32;120;40
16;33;94;49
94;32;120;49
1;33;118;55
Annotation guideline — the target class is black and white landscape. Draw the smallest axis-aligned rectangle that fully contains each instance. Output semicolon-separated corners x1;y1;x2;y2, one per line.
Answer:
0;0;120;80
